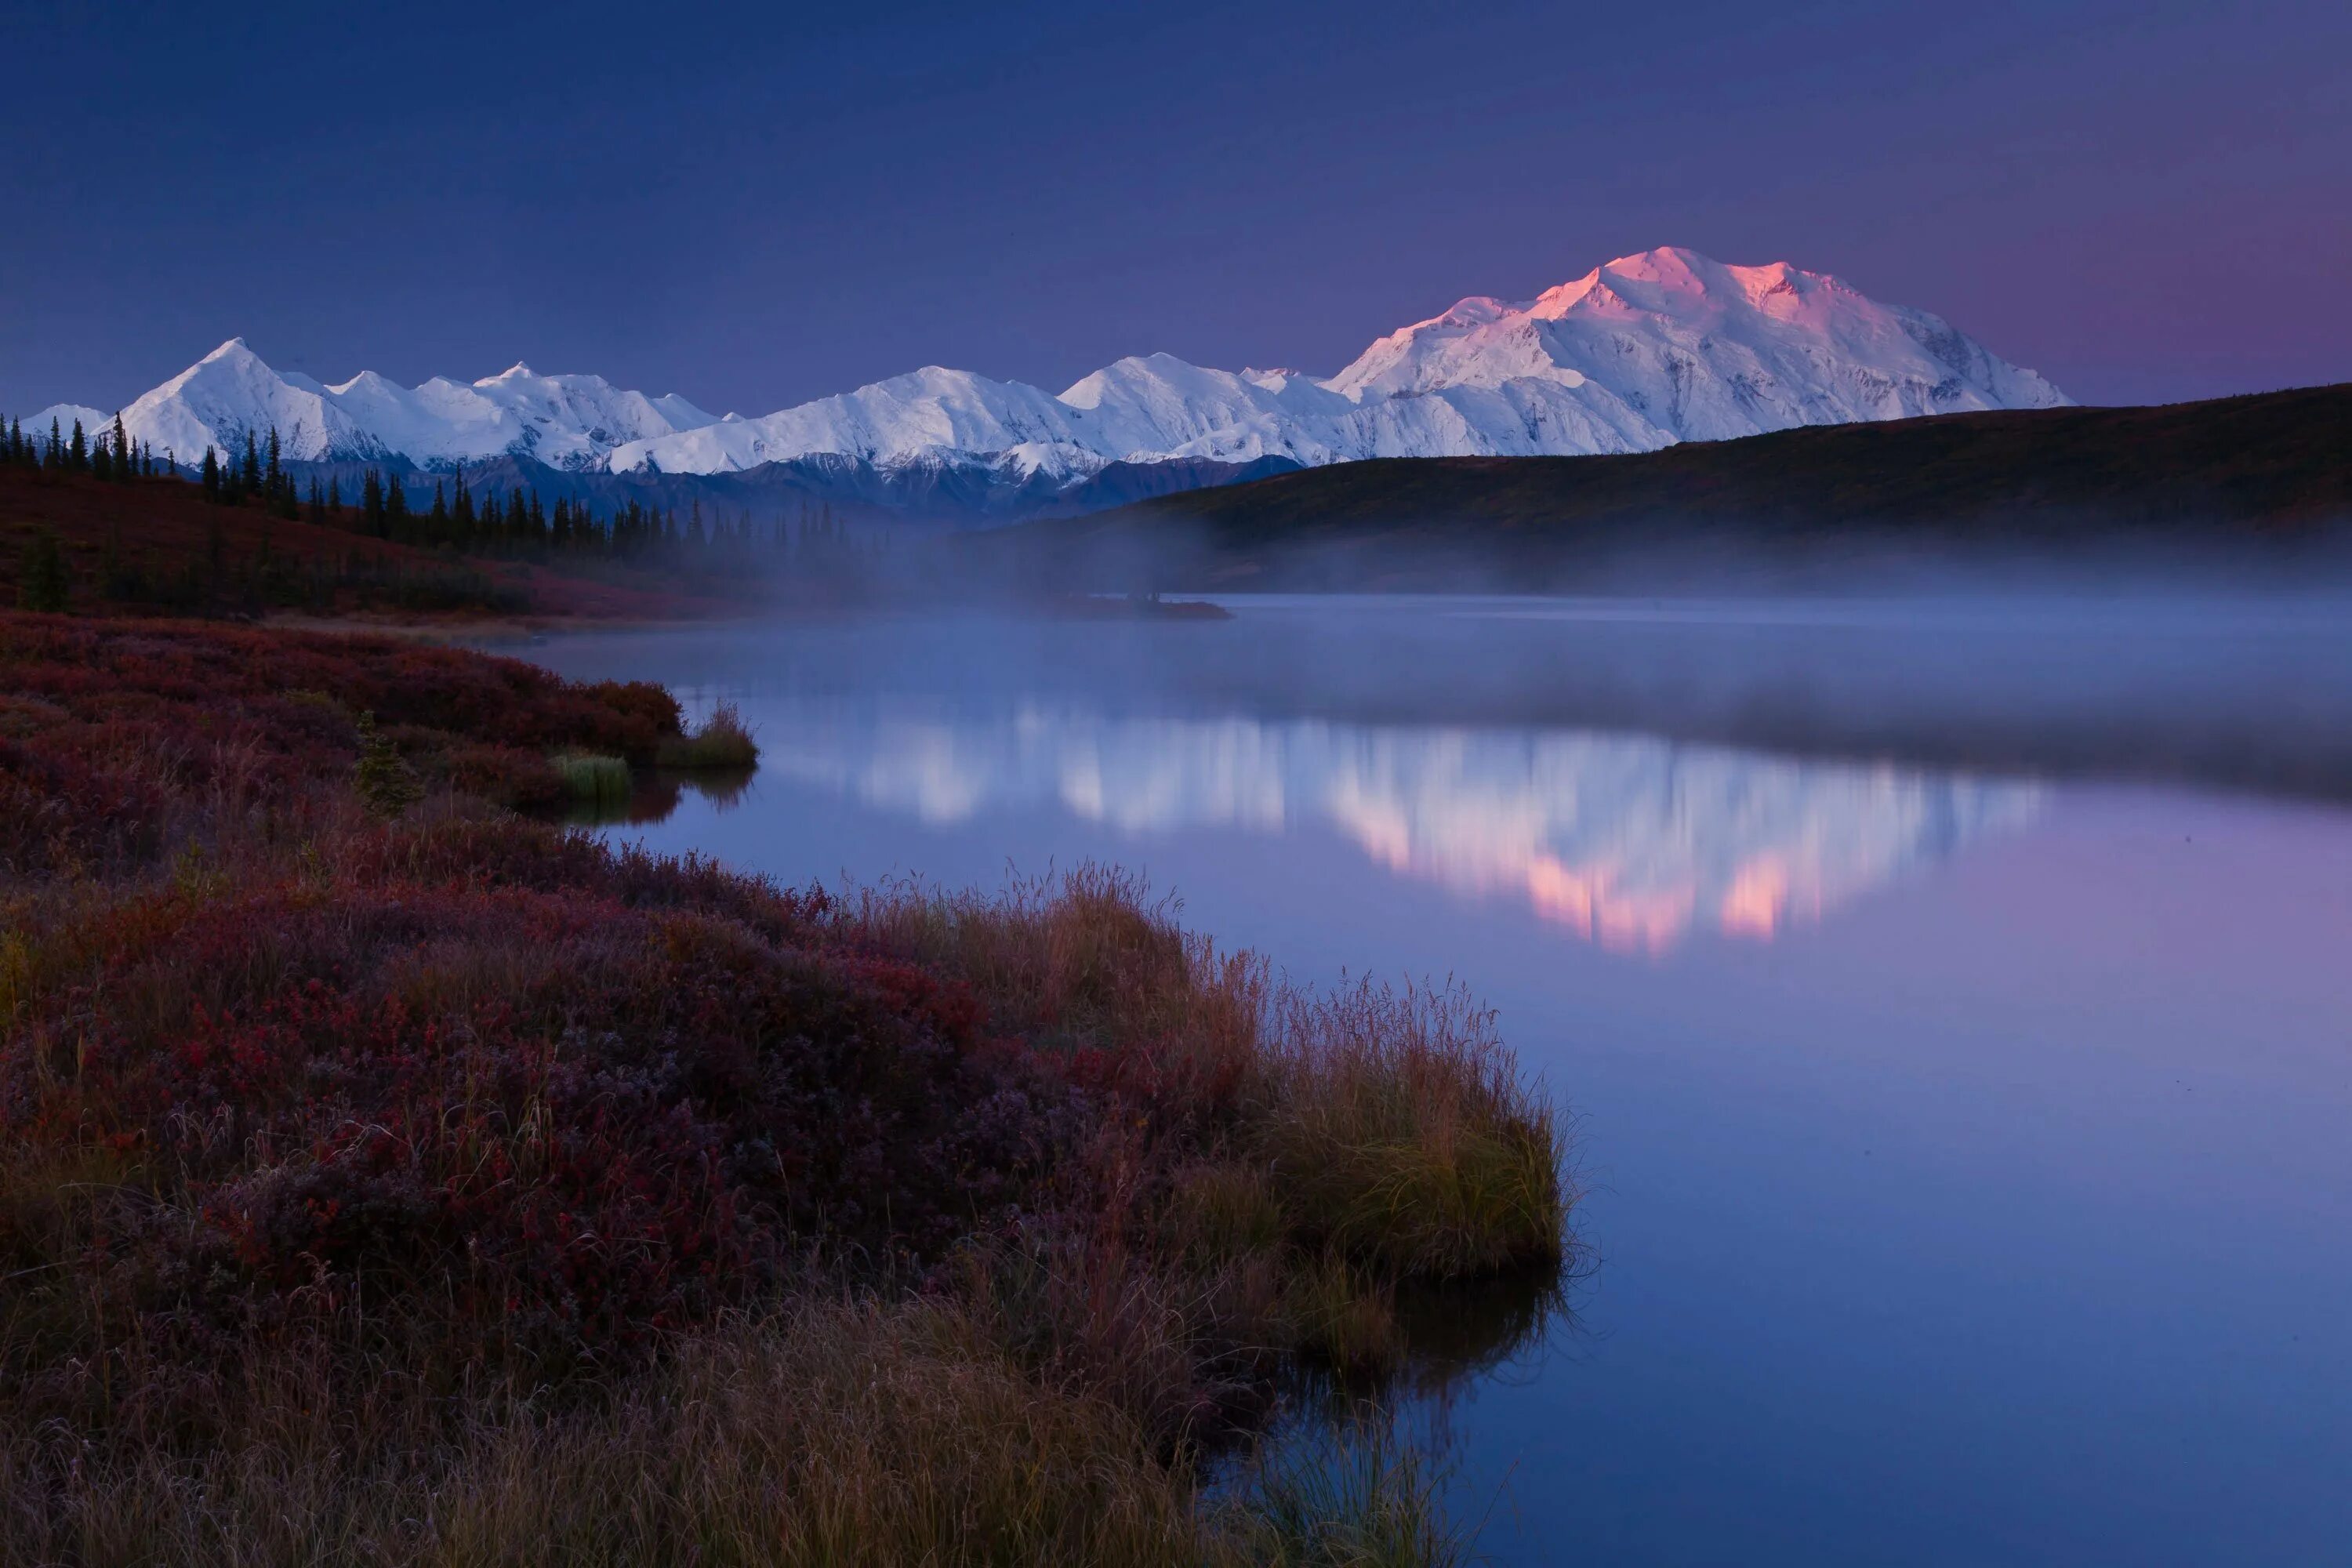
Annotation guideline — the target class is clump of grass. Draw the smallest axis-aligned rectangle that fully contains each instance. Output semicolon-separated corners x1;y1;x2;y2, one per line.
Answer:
841;864;1265;1081
550;749;632;805
656;699;759;768
1256;979;1566;1279
1166;1160;1288;1265
850;869;1569;1281
1281;1250;1406;1377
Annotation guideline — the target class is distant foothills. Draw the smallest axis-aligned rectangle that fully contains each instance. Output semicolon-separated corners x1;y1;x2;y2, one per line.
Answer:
952;383;2352;592
13;247;2073;527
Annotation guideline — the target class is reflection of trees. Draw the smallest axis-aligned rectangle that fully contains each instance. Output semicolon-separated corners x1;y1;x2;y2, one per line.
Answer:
564;766;758;826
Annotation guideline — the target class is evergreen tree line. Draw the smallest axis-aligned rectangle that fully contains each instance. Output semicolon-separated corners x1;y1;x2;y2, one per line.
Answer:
3;413;163;483
17;510;529;620
198;427;303;520
340;464;891;574
8;413;896;578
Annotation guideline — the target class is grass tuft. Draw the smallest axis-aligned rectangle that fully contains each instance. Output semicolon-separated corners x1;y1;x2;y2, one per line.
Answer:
1258;979;1567;1279
851;870;1570;1282
656;699;760;768
550;749;632;804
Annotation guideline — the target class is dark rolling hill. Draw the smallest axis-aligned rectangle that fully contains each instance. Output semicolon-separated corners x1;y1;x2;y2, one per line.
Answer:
276;451;1301;534
950;383;2352;590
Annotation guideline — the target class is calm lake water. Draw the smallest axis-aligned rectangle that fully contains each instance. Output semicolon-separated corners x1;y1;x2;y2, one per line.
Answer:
528;597;2352;1566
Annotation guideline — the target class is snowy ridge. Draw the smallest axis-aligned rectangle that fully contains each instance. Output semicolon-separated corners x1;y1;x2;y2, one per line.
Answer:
16;248;2067;488
20;339;717;472
610;247;2067;476
18;404;111;445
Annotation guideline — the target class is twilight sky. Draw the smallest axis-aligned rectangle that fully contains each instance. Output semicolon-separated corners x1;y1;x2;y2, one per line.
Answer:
4;0;2347;418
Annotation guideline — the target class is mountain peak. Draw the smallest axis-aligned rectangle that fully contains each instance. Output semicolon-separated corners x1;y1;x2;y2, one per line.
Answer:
1327;245;2067;423
43;248;2070;487
1602;243;1709;272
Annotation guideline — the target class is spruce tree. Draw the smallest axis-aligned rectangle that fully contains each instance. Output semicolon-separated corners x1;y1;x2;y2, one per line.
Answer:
17;528;69;612
241;430;261;497
112;414;130;481
354;711;424;818
68;421;88;471
201;446;222;502
100;523;128;601
45;417;61;470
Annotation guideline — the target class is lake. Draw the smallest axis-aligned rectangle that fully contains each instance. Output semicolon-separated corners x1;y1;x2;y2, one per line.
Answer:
527;595;2352;1566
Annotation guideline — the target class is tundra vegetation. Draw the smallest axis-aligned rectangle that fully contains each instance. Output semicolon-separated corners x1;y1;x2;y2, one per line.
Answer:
0;611;1568;1566
0;439;885;622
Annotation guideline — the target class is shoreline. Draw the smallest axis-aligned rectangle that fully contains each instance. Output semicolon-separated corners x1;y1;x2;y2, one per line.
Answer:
0;608;1567;1564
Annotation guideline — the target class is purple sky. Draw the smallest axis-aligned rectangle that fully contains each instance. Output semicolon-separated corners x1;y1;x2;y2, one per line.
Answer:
4;0;2346;417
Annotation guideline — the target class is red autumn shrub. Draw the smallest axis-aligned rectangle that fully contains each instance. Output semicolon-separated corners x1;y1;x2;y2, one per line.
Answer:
0;612;1094;1372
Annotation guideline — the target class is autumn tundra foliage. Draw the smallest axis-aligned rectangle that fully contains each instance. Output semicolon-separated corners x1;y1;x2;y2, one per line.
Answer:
0;611;1567;1565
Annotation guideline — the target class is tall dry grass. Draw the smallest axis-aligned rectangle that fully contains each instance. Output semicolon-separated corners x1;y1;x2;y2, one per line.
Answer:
843;866;1568;1286
1256;979;1565;1279
0;1295;1469;1568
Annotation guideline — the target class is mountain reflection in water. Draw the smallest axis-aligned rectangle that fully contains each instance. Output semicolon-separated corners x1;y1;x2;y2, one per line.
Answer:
721;701;2043;951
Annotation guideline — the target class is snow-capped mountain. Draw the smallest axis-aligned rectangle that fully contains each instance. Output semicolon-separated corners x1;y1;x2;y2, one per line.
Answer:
607;247;2067;477
19;404;111;445
18;248;2067;504
24;339;717;472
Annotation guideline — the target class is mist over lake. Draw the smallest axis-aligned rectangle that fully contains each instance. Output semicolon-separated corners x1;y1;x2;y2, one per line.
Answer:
529;592;2352;1566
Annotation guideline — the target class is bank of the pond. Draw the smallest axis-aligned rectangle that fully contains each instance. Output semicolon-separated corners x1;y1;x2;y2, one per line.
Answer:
0;610;1569;1565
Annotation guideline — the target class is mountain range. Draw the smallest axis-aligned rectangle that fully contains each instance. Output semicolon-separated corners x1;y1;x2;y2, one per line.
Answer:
20;246;2069;519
